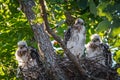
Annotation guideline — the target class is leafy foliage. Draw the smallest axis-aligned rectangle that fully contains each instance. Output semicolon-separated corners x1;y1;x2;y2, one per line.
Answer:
0;0;120;79
0;0;34;79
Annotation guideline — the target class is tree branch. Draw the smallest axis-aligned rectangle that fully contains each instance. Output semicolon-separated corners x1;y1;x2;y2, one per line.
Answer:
39;0;88;77
17;0;67;80
64;11;76;26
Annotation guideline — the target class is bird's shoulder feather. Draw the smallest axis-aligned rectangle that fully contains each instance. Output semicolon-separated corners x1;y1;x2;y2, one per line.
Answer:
64;27;72;45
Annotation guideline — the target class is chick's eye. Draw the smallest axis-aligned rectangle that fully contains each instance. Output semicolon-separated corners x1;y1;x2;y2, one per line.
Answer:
77;21;80;24
81;23;84;25
92;39;97;42
93;40;96;42
96;39;100;41
23;45;26;47
92;39;100;42
20;47;23;49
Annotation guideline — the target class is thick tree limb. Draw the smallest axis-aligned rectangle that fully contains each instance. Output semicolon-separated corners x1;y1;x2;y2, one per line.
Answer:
39;0;88;78
17;0;67;80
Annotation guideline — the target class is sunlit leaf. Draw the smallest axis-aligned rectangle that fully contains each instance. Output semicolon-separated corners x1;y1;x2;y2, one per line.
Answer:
111;28;120;37
114;39;120;47
117;68;120;75
96;20;110;32
114;50;120;63
97;2;112;21
111;18;120;36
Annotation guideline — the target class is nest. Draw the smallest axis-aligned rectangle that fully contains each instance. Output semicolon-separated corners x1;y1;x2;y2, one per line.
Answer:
17;56;119;80
17;60;49;80
58;56;118;80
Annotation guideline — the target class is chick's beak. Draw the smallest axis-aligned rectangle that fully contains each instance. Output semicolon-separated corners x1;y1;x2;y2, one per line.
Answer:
78;26;81;31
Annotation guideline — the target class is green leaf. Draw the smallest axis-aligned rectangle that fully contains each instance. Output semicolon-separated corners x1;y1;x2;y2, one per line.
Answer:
111;27;120;36
97;2;108;16
89;0;97;16
96;20;111;32
114;38;120;47
111;18;120;36
77;0;88;10
114;50;120;63
117;68;120;75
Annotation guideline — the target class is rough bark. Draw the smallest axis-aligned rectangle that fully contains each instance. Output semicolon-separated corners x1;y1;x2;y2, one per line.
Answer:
17;0;67;80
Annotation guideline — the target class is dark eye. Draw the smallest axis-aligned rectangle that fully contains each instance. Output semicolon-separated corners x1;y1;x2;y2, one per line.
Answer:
20;46;23;49
92;38;100;42
81;22;84;25
75;21;80;25
92;39;96;42
96;39;100;41
23;45;26;47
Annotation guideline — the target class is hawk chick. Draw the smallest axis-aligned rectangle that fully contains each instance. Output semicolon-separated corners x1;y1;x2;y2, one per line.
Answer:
86;34;112;68
64;18;86;58
15;41;40;79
